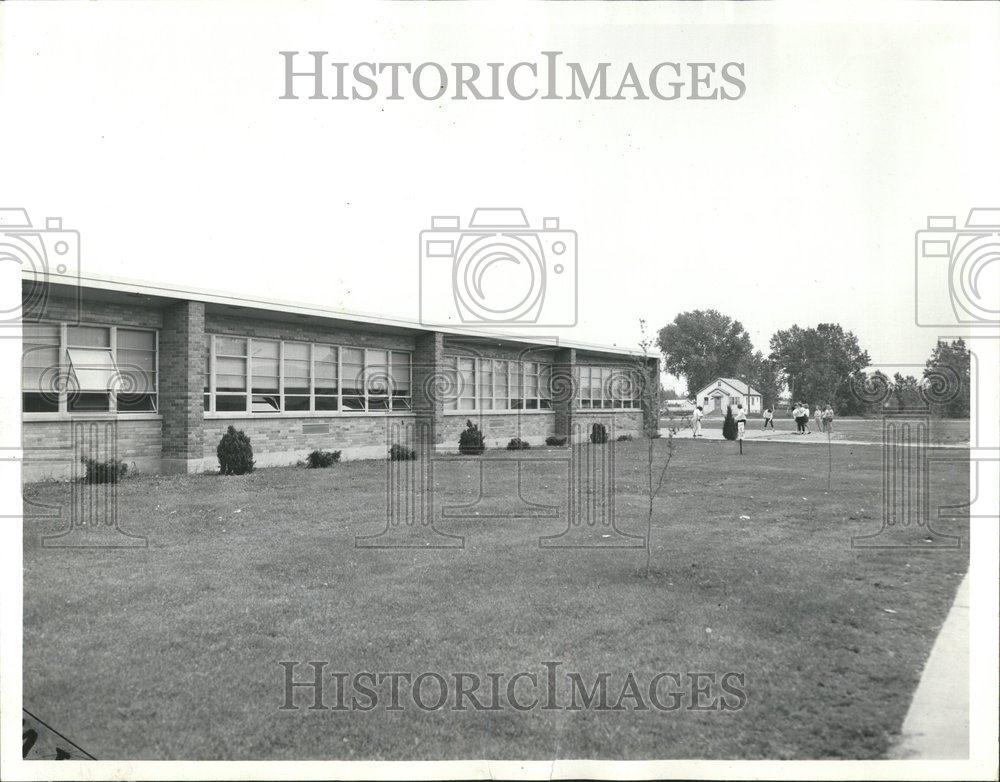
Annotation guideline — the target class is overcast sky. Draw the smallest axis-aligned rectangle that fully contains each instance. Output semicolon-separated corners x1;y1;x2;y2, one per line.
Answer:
2;2;998;390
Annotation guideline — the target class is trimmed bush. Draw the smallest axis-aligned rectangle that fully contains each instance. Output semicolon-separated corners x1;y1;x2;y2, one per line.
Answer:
306;449;341;468
389;443;417;461
590;423;608;444
81;456;127;484
217;425;255;475
616;433;633;442
506;437;530;450
722;405;738;440
458;419;486;455
545;435;567;446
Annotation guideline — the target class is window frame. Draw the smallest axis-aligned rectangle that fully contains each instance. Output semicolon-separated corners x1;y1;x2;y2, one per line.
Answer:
204;335;412;417
441;355;554;413
22;321;159;418
574;364;641;411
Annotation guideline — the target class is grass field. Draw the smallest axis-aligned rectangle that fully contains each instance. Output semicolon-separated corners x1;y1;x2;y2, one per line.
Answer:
23;438;969;760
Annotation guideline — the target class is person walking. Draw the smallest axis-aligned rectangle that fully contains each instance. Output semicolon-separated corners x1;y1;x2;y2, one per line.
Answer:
762;406;774;430
692;404;704;438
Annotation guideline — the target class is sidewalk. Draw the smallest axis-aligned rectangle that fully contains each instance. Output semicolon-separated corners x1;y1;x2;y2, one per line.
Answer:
888;573;970;759
662;427;970;449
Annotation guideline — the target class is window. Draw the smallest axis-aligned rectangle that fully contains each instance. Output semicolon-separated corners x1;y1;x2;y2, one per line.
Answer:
116;328;157;412
21;322;158;415
391;351;412;410
575;365;641;410
204;335;411;414
341;348;365;411
442;356;553;412
314;344;338;411
215;336;248;412
251;339;280;413
283;342;311;412
22;324;60;413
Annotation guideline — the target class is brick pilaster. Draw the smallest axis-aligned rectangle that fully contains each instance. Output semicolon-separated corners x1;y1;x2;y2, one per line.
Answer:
412;331;445;445
552;347;576;438
159;300;205;473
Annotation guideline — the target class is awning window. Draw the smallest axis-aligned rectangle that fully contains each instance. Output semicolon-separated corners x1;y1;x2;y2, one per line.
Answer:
67;347;119;391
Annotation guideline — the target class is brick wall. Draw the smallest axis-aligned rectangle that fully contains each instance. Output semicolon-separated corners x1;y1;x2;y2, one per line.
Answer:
206;313;417;351
202;414;417;468
439;412;556;449
571;411;644;442
22;418;163;481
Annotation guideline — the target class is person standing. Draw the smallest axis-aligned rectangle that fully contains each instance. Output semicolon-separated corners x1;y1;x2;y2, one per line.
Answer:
762;406;774;430
692;404;704;438
794;402;807;434
814;403;824;434
822;404;835;433
735;401;747;441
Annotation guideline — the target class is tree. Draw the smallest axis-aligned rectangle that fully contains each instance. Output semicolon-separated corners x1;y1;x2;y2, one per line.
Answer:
924;339;970;418
768;323;870;414
657;310;755;398
737;351;783;409
722;405;738;440
889;373;923;412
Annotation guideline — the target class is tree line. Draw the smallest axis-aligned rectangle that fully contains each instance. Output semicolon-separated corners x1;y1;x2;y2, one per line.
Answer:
656;310;970;417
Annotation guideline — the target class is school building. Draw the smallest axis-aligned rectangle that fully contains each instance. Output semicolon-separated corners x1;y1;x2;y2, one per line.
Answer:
20;273;659;481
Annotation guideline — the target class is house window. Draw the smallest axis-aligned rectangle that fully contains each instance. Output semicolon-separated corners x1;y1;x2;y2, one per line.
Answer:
21;322;158;415
205;336;411;414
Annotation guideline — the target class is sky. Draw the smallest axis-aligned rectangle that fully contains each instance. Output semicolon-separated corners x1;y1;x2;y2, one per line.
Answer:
2;2;998;391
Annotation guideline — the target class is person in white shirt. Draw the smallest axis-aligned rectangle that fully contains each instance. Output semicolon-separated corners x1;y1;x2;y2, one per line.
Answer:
762;406;774;429
692;405;704;437
735;402;747;440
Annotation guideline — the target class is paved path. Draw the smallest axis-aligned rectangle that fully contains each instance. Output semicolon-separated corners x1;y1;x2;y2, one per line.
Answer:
660;427;970;449
888;573;970;759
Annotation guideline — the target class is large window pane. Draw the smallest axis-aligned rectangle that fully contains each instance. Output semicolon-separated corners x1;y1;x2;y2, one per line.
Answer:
539;363;552;409
117;329;157;411
283;342;310;395
342;347;365;411
216;357;247;391
22;323;60;398
509;361;523;409
457;357;475;410
251;340;279;393
66;325;110;348
477;359;493;410
443;357;458;411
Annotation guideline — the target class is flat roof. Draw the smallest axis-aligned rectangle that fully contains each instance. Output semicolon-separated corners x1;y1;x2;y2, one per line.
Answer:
23;270;645;358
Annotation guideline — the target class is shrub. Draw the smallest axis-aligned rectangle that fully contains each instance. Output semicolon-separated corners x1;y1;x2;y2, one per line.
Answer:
590;423;608;444
389;443;417;461
306;449;341;468
722;405;738;440
217;425;255;475
545;435;567;446
616;433;633;442
458;419;486;455
81;456;127;484
506;437;530;450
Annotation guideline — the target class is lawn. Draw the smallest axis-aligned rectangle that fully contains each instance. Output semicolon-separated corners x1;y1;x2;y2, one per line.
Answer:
22;438;969;760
